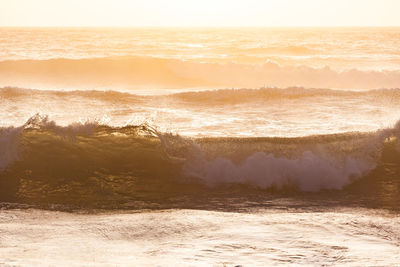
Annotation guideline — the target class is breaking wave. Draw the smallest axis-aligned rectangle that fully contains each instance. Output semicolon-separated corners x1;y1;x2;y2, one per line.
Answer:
1;114;399;207
1;56;400;90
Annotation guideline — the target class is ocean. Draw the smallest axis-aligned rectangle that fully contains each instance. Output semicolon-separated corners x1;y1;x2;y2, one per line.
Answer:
0;27;400;266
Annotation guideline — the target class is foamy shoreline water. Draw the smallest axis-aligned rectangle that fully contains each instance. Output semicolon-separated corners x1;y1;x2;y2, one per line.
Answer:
0;208;399;266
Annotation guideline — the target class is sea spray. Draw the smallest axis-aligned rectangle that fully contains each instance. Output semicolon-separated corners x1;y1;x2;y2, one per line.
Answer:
0;126;23;171
182;151;374;191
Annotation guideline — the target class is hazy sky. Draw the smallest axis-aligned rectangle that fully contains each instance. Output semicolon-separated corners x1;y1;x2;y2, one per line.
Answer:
1;0;400;27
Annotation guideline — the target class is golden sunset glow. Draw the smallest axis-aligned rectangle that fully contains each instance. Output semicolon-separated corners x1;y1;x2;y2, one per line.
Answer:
1;0;400;27
1;1;400;266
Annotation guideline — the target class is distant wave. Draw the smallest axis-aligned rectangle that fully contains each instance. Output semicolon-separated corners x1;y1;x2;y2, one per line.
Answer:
1;114;399;206
169;87;400;104
1;57;400;90
234;45;320;55
0;86;145;103
2;86;400;105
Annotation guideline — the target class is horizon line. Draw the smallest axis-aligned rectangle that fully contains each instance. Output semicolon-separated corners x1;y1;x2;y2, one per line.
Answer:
1;25;400;28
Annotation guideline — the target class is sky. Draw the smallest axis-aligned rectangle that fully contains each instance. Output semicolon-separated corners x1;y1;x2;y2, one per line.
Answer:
1;0;400;27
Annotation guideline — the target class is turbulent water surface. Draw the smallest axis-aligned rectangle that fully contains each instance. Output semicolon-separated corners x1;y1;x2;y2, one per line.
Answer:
0;27;400;266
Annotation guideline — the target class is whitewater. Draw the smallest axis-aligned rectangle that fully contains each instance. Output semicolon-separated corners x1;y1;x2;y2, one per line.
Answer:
0;27;400;266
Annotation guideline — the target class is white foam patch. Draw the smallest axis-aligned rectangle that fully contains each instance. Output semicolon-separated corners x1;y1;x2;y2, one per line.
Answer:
181;120;400;191
183;151;374;191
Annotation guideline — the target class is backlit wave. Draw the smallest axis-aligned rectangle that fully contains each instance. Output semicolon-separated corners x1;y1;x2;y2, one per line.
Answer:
1;115;399;207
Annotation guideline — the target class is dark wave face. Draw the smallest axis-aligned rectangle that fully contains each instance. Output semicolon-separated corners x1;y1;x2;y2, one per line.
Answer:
1;115;399;210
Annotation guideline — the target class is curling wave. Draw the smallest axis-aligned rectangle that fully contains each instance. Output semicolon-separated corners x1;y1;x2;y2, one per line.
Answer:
0;115;399;208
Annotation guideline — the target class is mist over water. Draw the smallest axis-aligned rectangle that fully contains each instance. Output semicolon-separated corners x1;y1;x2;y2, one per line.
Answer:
2;28;400;90
2;28;400;70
